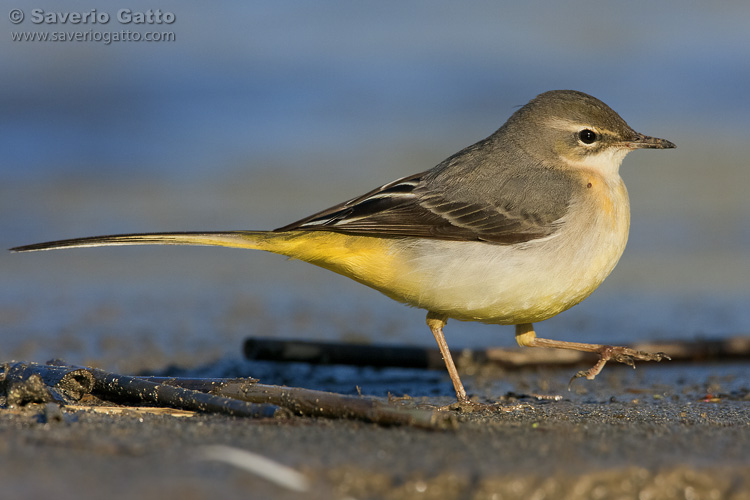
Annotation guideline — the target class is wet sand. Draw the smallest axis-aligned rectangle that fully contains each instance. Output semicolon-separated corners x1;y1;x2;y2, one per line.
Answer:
2;359;749;500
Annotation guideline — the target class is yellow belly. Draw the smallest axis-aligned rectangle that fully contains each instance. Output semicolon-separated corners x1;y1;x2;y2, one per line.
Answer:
251;230;419;303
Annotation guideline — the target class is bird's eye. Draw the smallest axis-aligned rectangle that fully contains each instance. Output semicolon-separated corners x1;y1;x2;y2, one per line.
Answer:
578;129;598;144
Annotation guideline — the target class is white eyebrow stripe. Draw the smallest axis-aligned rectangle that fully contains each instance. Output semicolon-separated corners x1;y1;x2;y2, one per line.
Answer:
544;117;596;133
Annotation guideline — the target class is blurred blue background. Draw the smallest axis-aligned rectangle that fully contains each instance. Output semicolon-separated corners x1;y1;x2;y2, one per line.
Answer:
1;1;749;372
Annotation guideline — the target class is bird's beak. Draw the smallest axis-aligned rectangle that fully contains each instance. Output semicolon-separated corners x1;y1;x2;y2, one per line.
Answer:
626;133;676;150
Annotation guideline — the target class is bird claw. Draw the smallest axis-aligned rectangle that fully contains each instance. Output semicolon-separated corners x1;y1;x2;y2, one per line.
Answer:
570;356;608;384
569;345;671;388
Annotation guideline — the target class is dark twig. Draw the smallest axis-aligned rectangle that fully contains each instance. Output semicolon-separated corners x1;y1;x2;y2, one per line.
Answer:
244;335;750;370
147;377;457;430
245;337;447;369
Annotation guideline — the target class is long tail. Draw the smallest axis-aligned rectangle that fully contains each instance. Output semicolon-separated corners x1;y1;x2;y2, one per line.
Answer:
10;230;413;306
10;231;268;253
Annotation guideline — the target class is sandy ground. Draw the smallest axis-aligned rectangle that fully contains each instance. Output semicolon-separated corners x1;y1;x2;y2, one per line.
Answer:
2;358;749;500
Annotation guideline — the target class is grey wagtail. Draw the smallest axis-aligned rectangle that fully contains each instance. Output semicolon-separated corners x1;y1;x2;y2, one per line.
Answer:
11;90;675;403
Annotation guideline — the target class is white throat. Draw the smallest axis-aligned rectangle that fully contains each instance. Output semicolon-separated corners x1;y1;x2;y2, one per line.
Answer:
566;147;629;178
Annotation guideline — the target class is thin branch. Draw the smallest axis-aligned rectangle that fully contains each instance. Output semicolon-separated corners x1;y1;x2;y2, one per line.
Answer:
146;377;456;430
244;335;750;369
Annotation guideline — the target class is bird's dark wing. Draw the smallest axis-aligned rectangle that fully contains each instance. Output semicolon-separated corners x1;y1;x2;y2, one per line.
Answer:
275;168;572;245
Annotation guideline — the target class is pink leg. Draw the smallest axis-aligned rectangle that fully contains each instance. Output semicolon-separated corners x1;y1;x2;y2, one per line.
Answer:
427;312;468;402
515;323;669;380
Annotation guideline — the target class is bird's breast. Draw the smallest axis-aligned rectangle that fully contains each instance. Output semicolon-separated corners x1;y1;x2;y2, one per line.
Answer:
387;172;631;324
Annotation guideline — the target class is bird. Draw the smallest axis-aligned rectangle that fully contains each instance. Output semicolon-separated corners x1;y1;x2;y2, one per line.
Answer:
11;90;675;403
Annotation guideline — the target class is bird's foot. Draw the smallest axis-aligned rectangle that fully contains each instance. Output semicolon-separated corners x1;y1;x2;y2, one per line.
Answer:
572;345;671;382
